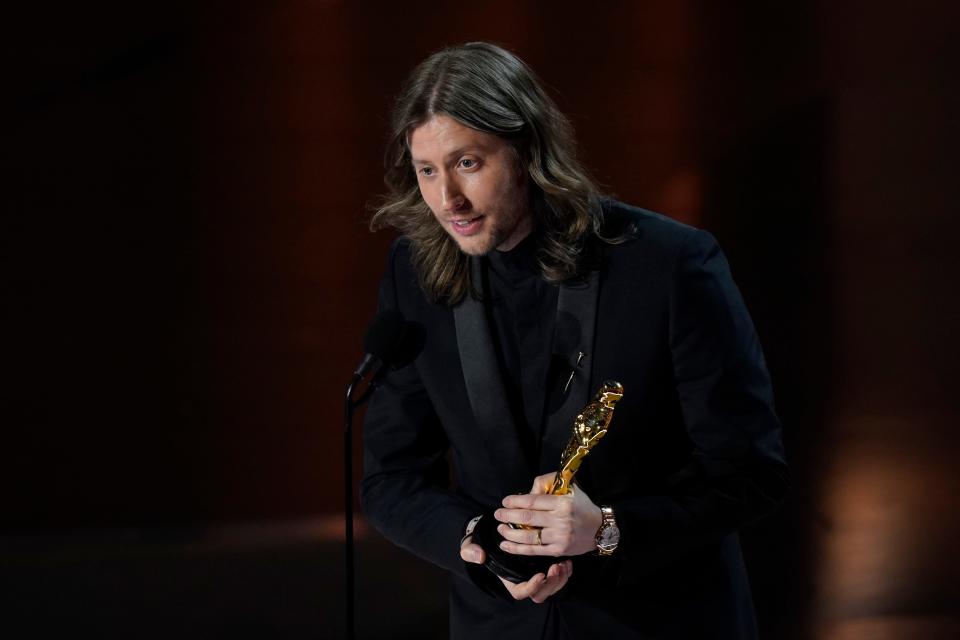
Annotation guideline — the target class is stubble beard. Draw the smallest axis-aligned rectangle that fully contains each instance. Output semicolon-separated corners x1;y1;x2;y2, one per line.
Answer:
453;206;532;257
459;220;504;256
443;210;501;257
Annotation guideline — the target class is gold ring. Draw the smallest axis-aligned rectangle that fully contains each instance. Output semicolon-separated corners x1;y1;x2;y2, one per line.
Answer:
535;529;542;546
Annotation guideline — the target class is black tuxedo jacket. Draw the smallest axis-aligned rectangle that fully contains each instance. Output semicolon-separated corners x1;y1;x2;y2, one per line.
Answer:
360;201;789;639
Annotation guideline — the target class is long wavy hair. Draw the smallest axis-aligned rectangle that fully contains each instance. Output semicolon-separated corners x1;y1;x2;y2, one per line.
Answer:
371;42;607;306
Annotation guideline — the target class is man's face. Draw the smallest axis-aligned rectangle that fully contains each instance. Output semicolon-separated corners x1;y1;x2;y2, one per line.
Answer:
409;115;533;256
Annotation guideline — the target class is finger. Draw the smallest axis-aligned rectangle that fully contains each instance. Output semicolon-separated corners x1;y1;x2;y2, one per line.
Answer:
499;537;555;556
459;539;485;564
529;473;556;495
497;524;544;546
501;493;560;511
530;563;569;604
501;573;545;600
532;577;567;603
494;507;551;528
546;562;563;579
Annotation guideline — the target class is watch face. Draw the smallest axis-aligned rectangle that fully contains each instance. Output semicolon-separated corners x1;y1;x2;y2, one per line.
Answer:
598;524;620;547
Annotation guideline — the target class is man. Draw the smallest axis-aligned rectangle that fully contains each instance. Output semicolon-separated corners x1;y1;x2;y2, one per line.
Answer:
361;42;789;639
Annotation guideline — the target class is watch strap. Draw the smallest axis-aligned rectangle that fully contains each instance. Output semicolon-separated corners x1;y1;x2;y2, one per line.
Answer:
595;505;619;556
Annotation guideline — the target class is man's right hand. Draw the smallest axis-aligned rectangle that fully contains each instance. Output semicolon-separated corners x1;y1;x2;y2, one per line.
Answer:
460;536;572;604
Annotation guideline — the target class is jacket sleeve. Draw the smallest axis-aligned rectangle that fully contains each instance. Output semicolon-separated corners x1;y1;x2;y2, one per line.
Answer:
611;228;790;580
358;240;486;582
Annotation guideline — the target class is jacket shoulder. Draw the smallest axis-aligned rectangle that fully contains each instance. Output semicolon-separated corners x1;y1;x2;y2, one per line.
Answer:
383;235;420;282
598;199;705;263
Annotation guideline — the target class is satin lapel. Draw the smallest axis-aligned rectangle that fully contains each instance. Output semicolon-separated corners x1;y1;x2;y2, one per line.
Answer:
453;257;531;489
539;268;601;472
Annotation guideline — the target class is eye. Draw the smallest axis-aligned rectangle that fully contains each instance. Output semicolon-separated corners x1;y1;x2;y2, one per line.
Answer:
418;166;434;177
458;158;478;170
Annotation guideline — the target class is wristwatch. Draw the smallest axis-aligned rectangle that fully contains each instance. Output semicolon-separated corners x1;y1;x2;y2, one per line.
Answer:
595;505;620;556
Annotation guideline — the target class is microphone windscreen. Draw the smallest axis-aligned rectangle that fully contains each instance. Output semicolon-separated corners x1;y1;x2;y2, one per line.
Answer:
363;309;406;362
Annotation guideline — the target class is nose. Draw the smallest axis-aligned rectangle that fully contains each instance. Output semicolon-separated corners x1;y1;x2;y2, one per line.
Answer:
440;175;465;212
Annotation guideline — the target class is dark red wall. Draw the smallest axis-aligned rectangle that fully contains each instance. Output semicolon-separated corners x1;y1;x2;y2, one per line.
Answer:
6;0;957;539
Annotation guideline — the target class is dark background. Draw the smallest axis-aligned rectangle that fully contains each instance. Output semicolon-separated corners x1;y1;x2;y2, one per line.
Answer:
4;1;958;638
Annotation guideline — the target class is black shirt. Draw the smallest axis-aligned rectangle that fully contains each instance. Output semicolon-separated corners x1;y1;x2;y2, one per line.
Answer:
482;234;558;468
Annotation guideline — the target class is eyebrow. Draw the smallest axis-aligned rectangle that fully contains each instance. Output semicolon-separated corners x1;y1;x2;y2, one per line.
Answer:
410;145;483;166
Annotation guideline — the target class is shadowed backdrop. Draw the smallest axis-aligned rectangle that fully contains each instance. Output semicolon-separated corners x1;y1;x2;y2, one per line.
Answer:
4;1;958;638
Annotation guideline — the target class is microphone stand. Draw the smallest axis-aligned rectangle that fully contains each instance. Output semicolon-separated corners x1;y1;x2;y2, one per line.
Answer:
344;373;377;640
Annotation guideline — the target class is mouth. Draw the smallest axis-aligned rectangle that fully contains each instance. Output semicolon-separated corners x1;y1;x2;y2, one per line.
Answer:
449;215;484;236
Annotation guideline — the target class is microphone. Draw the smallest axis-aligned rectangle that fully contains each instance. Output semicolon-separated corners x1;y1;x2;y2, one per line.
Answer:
344;307;409;640
353;309;407;379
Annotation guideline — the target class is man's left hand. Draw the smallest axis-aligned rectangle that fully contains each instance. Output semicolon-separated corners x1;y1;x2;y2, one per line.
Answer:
494;472;602;557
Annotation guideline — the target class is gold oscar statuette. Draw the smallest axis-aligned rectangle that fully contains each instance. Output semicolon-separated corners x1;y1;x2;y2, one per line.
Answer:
549;379;624;495
514;380;624;529
479;380;625;582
